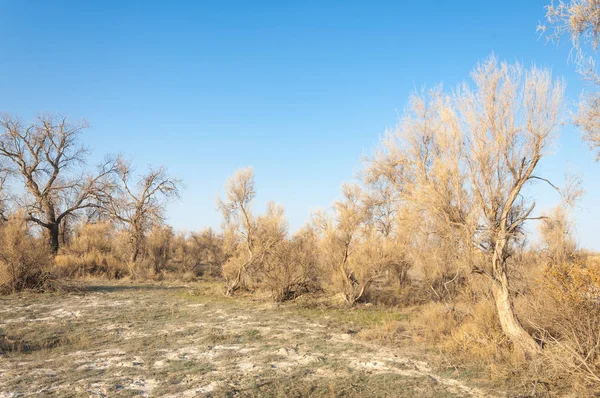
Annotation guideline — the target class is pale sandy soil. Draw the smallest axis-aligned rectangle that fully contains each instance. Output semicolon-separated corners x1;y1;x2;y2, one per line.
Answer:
0;282;497;397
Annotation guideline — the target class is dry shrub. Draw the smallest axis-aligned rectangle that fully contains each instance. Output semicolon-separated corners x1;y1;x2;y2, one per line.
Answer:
105;226;226;281
412;302;458;344
412;300;525;382
221;252;253;291
513;209;600;390
54;222;129;279
188;228;226;278
0;218;53;294
146;225;173;274
529;260;600;387
54;251;128;279
181;270;197;283
443;301;515;368
366;284;407;307
218;168;290;295
313;185;406;305
407;225;476;304
259;227;320;302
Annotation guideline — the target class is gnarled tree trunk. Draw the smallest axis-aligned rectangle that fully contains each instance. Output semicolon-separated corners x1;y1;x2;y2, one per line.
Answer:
492;237;540;357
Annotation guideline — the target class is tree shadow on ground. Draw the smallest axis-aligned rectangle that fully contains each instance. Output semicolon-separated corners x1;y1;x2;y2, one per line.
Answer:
85;283;184;293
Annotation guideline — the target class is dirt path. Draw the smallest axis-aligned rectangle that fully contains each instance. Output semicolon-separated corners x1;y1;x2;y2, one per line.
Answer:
0;283;495;397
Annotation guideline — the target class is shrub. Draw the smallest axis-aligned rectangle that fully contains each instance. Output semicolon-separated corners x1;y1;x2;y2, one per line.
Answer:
54;251;128;279
54;222;129;279
534;260;600;385
0;218;53;294
412;302;458;344
188;228;226;277
146;225;174;274
259;227;320;302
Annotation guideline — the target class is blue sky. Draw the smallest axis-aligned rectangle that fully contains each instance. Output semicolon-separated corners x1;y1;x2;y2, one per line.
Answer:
1;0;599;249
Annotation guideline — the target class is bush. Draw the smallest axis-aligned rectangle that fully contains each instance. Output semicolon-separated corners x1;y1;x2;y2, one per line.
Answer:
146;225;174;274
54;222;129;279
259;228;320;302
54;251;128;279
532;260;600;386
412;302;458;344
0;218;53;294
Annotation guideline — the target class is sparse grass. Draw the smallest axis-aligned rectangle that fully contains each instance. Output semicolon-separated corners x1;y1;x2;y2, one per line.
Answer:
285;302;410;331
0;280;495;397
214;369;464;398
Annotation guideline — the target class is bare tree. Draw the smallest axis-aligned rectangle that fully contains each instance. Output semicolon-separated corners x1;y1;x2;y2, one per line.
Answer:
0;115;116;253
218;167;287;295
541;0;600;158
100;159;181;263
366;57;565;356
462;58;565;357
189;228;226;277
538;206;578;265
364;86;477;302
313;184;401;305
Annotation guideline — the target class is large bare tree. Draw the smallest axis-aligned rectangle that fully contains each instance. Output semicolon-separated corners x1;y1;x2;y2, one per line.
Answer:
366;57;565;356
461;59;565;357
0;115;116;253
541;0;600;158
99;159;181;263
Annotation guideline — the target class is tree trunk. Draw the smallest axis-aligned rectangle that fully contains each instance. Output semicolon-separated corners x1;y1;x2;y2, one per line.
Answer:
340;267;358;305
48;223;60;254
492;237;540;357
225;266;243;296
492;275;540;357
59;218;70;247
131;242;140;263
130;227;143;263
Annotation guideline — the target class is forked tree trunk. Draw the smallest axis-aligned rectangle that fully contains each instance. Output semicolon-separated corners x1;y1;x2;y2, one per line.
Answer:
225;254;253;296
339;267;358;305
131;243;140;263
341;271;368;306
225;270;242;296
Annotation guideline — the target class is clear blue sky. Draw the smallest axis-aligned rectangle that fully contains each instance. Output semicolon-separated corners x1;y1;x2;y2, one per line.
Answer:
1;1;599;250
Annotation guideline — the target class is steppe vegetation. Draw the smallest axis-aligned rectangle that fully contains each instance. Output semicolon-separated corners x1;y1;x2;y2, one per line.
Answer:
3;1;600;396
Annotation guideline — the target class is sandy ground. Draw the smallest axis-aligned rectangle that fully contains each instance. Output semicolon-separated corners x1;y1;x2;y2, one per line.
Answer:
0;282;495;397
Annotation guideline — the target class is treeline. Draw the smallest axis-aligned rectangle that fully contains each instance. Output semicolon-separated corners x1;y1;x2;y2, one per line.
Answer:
214;58;600;391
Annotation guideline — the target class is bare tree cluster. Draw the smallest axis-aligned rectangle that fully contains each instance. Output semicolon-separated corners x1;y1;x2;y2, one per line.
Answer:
0;115;116;253
98;159;181;263
0;114;182;266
